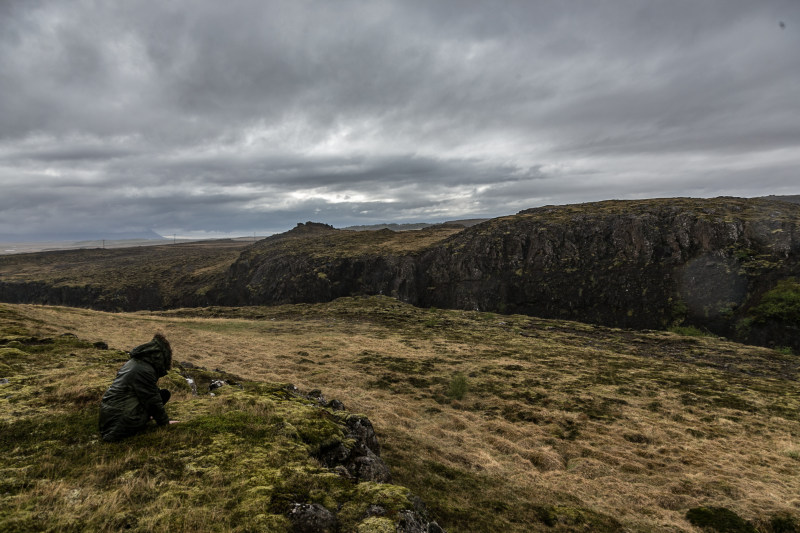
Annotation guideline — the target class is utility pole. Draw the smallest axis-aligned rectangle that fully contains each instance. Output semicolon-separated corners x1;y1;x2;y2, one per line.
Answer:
173;234;176;244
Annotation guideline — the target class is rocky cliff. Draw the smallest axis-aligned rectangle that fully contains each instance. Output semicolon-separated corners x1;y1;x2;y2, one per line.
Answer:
421;198;800;347
209;222;455;306
217;198;800;350
0;240;250;311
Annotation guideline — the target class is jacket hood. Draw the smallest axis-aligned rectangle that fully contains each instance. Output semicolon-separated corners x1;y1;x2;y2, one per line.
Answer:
130;334;172;377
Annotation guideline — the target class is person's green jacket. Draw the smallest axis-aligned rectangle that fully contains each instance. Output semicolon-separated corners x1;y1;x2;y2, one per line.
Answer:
99;334;172;442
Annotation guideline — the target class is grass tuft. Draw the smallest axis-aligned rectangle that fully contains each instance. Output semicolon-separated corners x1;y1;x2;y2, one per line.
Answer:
446;374;468;400
669;325;714;337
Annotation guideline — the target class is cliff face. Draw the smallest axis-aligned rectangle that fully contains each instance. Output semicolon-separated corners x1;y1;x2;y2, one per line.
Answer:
210;223;452;306
0;240;249;311
419;199;800;344
0;281;105;308
218;198;800;350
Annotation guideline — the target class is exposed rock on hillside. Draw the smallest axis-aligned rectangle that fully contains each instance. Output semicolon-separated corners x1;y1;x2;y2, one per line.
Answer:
421;198;800;348
0;240;250;310
317;413;392;483
217;198;800;350
760;194;800;205
209;222;452;306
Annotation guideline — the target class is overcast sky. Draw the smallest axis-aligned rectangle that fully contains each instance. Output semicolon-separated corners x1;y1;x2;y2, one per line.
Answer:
1;0;798;240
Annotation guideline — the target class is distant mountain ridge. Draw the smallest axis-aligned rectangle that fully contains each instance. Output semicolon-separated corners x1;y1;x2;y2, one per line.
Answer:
341;219;487;231
0;229;165;243
760;194;800;205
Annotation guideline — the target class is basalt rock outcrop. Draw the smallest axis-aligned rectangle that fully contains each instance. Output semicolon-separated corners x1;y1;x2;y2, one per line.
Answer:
216;198;800;350
420;198;800;345
317;413;392;483
209;222;424;306
0;281;105;308
0;240;249;311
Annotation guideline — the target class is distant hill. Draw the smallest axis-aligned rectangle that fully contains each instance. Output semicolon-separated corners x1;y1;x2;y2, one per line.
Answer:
0;239;252;309
342;218;487;231
0;229;165;243
761;194;800;205
0;238;174;255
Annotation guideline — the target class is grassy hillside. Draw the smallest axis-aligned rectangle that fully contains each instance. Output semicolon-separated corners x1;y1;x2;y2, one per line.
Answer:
2;297;799;531
0;302;437;532
0;240;249;286
247;223;464;258
0;240;251;310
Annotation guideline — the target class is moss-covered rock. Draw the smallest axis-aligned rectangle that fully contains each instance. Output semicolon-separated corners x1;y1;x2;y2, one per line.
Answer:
356;516;396;533
686;506;757;532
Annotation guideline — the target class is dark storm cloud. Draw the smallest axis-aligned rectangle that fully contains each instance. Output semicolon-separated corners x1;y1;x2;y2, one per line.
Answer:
1;0;798;239
9;146;140;163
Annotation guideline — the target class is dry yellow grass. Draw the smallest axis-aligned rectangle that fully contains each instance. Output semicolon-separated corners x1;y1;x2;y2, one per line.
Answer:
6;297;800;532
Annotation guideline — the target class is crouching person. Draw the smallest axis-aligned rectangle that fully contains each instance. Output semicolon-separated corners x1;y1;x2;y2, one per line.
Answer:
99;333;174;442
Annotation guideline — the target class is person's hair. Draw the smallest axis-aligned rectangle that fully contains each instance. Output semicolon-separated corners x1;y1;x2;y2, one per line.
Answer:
153;333;172;370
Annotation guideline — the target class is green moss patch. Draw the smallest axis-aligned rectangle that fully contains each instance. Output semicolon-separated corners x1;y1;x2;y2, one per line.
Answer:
749;279;800;324
686;506;757;533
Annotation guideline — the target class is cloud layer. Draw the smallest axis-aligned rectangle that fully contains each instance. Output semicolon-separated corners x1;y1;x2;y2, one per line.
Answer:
1;0;798;239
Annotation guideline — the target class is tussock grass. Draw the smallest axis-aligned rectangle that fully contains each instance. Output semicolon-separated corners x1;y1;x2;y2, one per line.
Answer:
446;374;468;400
669;325;715;337
248;225;462;260
2;297;800;532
